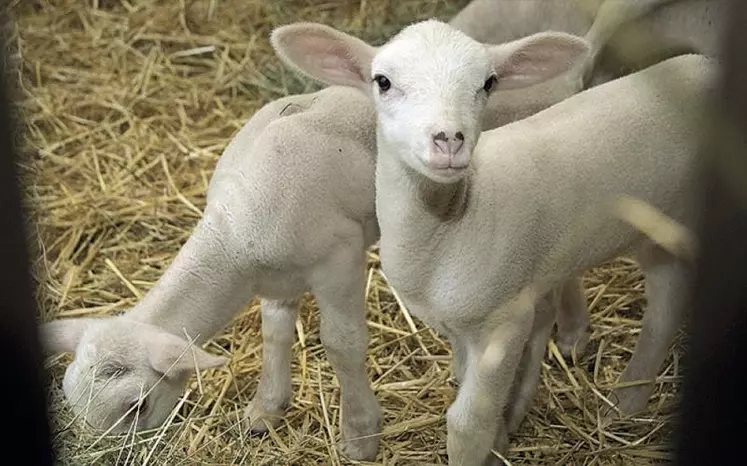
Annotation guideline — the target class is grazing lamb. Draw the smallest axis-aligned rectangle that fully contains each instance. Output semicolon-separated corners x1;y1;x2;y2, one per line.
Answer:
41;88;384;460
269;18;714;465
38;0;708;461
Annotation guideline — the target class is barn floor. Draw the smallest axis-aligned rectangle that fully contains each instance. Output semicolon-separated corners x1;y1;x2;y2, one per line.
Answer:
12;1;681;464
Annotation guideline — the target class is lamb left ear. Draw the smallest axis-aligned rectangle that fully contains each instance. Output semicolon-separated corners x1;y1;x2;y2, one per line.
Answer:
270;22;377;92
489;31;591;90
38;317;99;354
143;327;227;376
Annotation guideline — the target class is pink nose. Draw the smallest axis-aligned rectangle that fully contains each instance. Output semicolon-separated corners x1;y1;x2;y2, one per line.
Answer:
432;131;465;157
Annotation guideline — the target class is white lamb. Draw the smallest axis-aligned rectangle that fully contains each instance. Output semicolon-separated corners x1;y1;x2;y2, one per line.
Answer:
38;0;718;461
450;0;722;60
452;0;724;126
40;88;384;460
269;18;714;466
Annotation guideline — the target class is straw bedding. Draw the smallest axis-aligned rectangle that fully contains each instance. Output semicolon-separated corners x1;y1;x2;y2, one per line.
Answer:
10;0;682;464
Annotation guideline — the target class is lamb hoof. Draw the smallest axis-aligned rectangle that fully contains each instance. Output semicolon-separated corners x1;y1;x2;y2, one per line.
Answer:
243;399;286;434
494;429;509;454
486;429;510;465
337;394;382;461
338;436;379;462
600;405;620;428
556;329;590;361
601;386;651;427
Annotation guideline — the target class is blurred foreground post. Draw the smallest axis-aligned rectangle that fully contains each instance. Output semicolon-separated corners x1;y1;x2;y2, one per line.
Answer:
0;6;55;463
674;0;747;463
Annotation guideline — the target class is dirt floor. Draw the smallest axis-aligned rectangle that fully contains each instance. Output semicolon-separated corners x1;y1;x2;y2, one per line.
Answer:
11;0;682;464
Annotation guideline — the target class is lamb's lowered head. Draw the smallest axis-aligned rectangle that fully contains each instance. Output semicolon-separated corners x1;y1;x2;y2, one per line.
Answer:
271;19;590;183
40;316;226;433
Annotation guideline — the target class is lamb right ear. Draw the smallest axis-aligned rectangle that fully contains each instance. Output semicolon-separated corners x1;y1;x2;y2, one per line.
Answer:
489;31;591;90
38;318;97;354
270;22;377;92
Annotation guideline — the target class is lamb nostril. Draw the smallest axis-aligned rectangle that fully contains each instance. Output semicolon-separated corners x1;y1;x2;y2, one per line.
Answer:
432;131;466;156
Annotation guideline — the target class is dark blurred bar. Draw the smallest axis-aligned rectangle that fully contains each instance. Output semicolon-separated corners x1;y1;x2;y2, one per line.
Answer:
0;4;55;463
674;0;747;463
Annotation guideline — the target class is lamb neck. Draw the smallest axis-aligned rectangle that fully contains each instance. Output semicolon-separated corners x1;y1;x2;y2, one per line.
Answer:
126;209;255;345
373;136;539;328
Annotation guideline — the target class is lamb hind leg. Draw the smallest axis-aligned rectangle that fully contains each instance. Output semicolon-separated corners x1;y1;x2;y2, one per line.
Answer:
244;298;300;433
446;329;468;386
554;276;591;360
506;279;590;433
606;243;689;421
309;241;381;461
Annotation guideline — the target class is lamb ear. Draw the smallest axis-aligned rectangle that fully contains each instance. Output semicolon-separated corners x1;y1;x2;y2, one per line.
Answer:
144;328;227;376
38;317;98;354
270;22;377;92
489;31;591;90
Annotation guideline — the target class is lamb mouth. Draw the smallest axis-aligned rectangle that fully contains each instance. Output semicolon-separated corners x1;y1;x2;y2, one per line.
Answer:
431;165;468;176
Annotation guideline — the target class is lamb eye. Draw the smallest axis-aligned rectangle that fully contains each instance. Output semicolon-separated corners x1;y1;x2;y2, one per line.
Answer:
100;365;126;378
128;398;147;416
483;75;497;93
373;74;391;92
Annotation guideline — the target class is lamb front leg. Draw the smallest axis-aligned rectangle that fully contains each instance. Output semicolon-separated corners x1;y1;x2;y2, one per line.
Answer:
446;304;535;466
606;244;689;421
244;298;300;433
309;242;381;461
